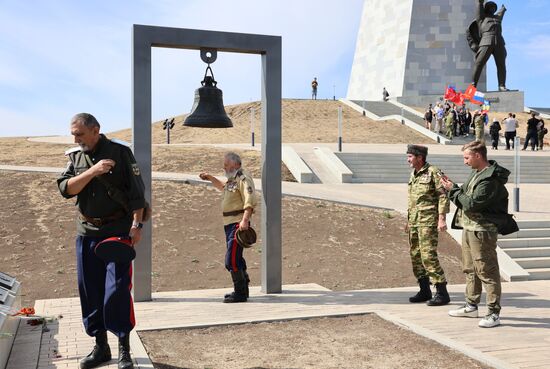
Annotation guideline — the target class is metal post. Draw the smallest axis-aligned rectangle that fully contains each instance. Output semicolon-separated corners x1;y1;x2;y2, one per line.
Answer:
250;107;255;147
362;101;366;116
401;107;405;125
514;136;520;212
338;106;343;152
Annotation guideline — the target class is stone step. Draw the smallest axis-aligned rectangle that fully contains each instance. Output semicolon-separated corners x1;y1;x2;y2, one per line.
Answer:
504;246;550;258
498;237;550;248
516;220;550;229
526;267;550;280
500;228;550;239
515;256;550;269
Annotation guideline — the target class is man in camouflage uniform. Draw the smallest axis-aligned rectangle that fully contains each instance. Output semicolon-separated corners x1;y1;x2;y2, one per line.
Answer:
406;145;451;306
474;111;486;143
200;152;257;303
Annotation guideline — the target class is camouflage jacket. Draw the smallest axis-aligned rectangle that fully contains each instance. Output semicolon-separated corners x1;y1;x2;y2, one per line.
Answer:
408;163;449;227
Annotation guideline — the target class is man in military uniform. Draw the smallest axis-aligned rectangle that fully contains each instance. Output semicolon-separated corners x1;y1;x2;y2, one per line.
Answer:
474;110;486;143
200;152;257;303
57;113;145;369
469;1;508;91
406;145;451;306
441;141;513;328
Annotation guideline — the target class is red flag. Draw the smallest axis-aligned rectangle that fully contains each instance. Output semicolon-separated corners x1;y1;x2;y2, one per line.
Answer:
451;92;465;105
463;84;477;100
444;86;456;100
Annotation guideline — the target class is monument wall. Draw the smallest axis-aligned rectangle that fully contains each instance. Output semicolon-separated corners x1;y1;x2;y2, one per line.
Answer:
347;0;486;101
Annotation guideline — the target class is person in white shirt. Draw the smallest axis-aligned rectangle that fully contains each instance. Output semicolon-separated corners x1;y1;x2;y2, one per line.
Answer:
503;112;518;150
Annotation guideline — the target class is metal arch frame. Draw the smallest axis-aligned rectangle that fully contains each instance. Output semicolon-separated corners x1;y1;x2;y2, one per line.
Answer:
132;24;282;301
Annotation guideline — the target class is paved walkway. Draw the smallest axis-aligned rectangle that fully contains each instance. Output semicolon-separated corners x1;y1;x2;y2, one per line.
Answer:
8;281;549;369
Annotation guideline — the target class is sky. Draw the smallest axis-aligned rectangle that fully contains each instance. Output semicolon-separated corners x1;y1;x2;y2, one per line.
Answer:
0;0;549;137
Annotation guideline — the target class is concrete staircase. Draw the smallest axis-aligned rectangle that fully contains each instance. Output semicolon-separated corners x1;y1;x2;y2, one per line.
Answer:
499;220;550;280
336;153;550;183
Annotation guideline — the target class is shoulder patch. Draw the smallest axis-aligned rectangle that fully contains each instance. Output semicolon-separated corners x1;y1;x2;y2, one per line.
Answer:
110;138;132;148
64;146;81;156
131;163;141;176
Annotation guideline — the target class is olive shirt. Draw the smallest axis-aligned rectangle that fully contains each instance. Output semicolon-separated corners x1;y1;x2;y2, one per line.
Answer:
407;163;449;227
57;134;146;237
449;160;510;232
222;169;257;226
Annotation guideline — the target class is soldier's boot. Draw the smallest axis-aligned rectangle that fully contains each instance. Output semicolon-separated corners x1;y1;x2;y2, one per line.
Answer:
79;330;111;369
224;271;250;298
427;282;451;306
223;270;247;303
118;335;134;369
409;277;432;303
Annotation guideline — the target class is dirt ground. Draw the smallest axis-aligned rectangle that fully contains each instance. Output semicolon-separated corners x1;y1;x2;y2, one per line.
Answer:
0;171;465;307
140;314;490;369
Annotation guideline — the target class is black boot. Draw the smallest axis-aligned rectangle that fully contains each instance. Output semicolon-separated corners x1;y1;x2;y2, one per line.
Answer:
224;271;250;298
427;282;451;306
118;335;134;369
409;277;432;303
223;270;248;303
79;331;111;369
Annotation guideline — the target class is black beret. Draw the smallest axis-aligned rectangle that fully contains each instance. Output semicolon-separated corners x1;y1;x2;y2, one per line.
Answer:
407;144;428;157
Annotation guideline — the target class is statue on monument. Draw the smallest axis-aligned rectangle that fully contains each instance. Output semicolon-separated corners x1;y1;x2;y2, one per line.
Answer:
467;0;508;91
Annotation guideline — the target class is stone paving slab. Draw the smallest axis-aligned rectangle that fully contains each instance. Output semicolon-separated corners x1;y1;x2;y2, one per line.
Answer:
10;281;545;369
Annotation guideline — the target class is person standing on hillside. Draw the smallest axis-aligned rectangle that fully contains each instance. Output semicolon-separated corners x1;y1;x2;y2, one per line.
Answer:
442;140;516;328
489;118;501;150
522;112;540;151
311;77;318;100
537;119;546;151
199;152;257;303
57;113;145;369
405;145;451;307
474;111;486;143
424;104;434;131
503;113;518;150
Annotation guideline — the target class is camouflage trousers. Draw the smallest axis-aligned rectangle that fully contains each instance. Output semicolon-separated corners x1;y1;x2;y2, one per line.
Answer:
409;226;447;284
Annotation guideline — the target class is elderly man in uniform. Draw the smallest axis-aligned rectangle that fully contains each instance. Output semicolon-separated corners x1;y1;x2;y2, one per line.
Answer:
200;152;257;303
57;113;145;369
406;145;451;306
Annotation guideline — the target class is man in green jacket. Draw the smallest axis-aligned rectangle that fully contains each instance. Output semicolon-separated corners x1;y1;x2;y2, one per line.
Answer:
441;140;510;328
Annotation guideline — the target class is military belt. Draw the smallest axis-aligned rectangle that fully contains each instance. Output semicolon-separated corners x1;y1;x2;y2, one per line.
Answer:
80;209;127;227
223;209;245;217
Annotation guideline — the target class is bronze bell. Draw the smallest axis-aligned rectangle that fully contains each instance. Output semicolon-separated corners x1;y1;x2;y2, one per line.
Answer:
183;66;233;128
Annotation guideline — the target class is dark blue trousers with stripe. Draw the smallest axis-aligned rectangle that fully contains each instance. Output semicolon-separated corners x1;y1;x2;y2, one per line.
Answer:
224;223;247;272
76;235;135;338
